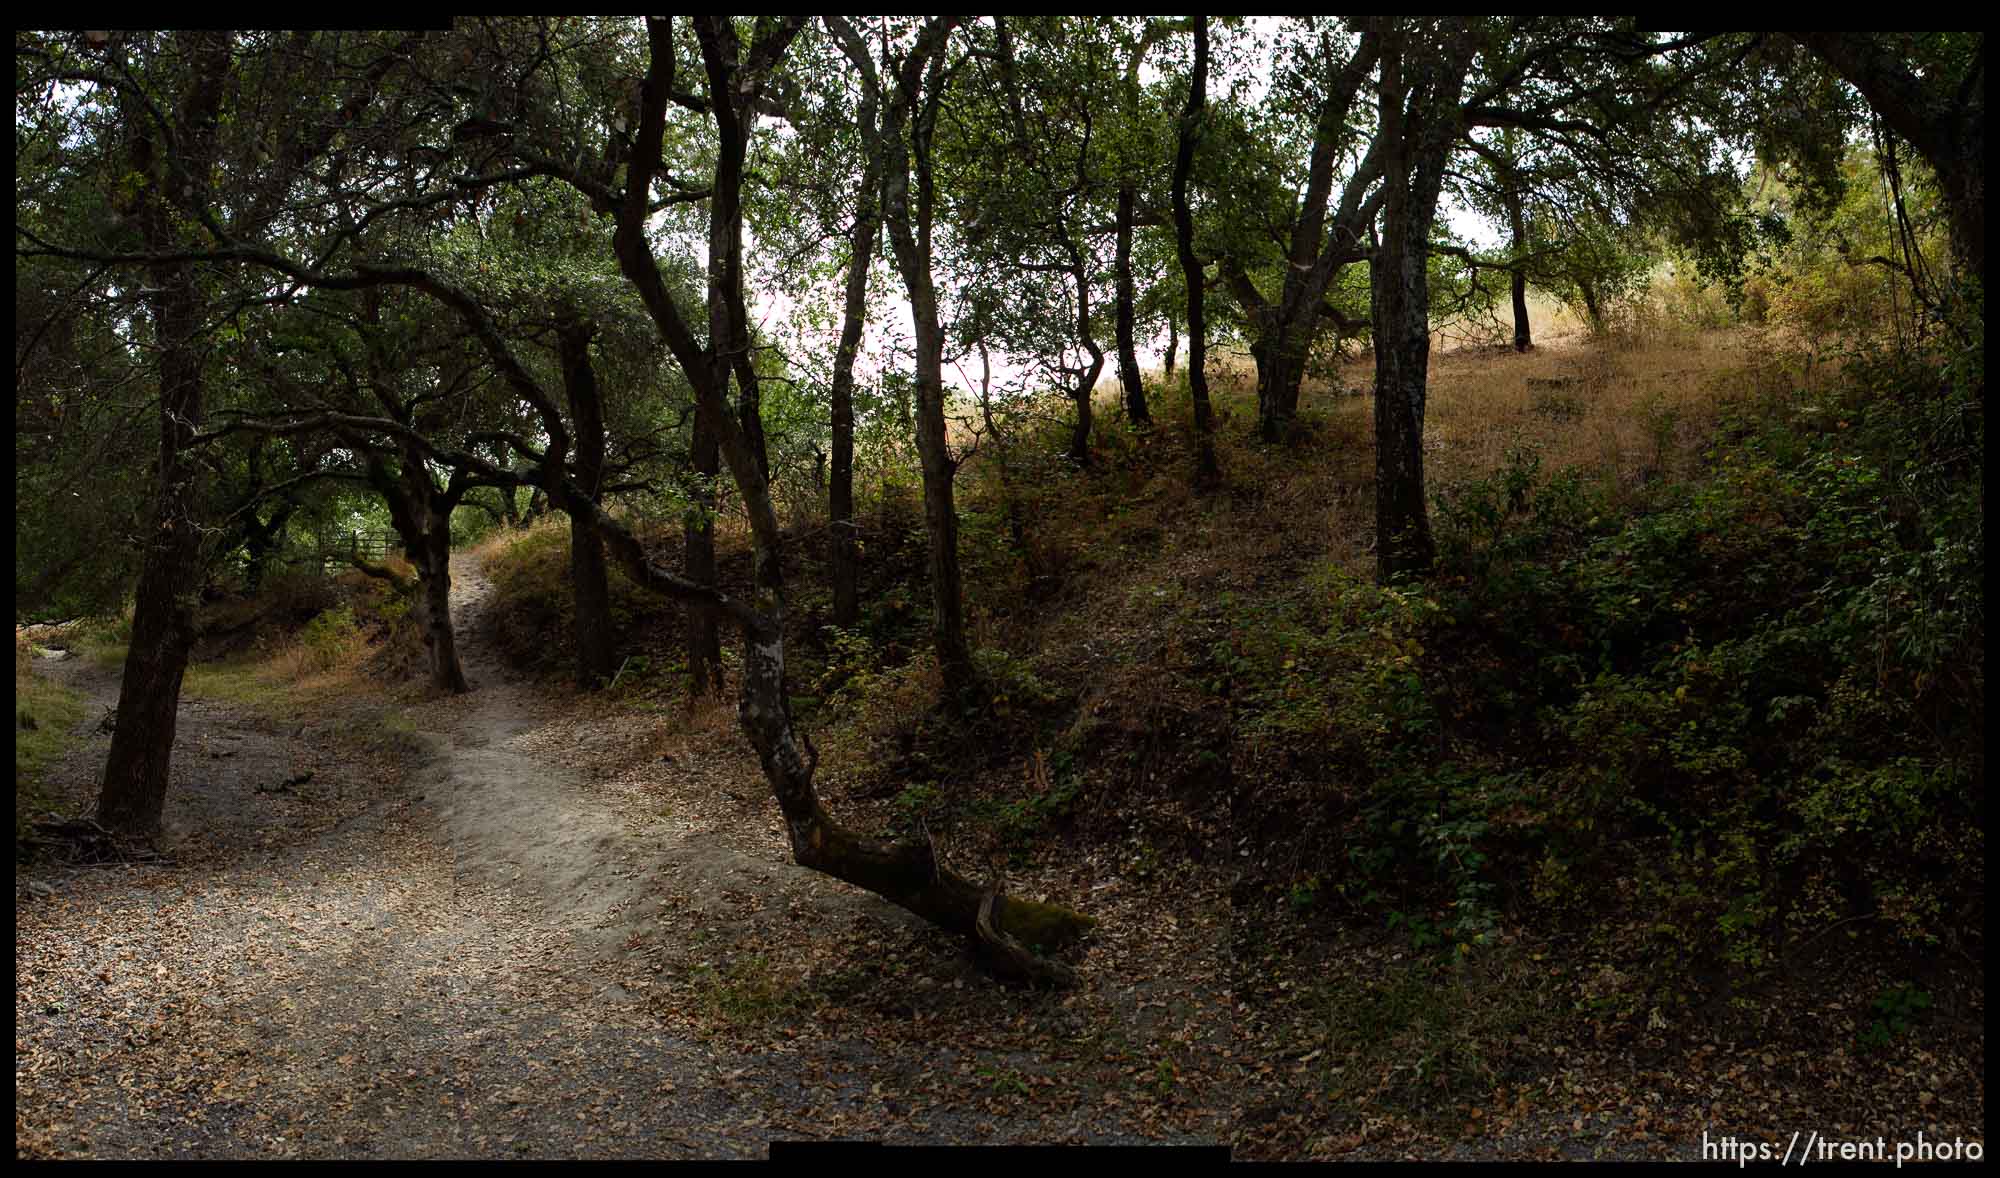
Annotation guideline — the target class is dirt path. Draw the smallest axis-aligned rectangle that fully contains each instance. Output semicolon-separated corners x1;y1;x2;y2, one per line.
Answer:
16;557;1237;1158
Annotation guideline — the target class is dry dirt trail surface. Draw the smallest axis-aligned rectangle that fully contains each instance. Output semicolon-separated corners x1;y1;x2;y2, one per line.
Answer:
16;555;1233;1158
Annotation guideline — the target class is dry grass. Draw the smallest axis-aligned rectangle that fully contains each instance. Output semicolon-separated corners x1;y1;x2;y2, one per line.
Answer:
184;635;371;710
1414;327;1750;485
182;566;422;711
467;516;560;569
945;320;1759;666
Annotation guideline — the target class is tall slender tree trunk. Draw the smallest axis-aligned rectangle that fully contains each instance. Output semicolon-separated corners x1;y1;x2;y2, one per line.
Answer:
558;322;616;689
911;311;974;692
829;352;861;629
1164;313;1179;380
1115;184;1150;426
829;94;882;632
96;32;233;839
875;18;975;697
1507;191;1533;351
685;415;725;697
1173;17;1220;488
1067;237;1106;467
1510;268;1532;352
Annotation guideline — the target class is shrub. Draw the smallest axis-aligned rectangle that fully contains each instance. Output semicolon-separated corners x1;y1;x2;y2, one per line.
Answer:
1413;341;1982;988
297;605;360;673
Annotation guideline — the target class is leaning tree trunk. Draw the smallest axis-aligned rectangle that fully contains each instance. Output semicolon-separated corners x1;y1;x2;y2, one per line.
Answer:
597;14;1087;981
583;485;1094;985
1115;184;1151;426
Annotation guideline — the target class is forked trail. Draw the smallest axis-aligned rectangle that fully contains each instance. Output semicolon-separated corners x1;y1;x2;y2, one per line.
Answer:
14;553;1229;1157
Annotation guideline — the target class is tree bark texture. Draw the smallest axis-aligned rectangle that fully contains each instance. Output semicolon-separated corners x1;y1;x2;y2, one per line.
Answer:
1370;20;1474;582
1115;184;1150;426
1172;17;1221;488
97;32;234;839
685;413;725;697
557;322;617;690
1507;190;1533;351
828;63;883;631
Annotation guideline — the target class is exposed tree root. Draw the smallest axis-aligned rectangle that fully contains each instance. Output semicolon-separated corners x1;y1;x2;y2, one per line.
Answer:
976;886;1082;988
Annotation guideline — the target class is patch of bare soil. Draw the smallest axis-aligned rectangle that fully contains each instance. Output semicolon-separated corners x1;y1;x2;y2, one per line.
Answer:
14;557;1238;1157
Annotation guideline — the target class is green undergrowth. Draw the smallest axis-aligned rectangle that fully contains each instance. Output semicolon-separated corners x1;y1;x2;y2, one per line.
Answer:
1229;338;1983;1010
178;565;424;709
481;522;651;684
15;642;88;850
1309;946;1561;1116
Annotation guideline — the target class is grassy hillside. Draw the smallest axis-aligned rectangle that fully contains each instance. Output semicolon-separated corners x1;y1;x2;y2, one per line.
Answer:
477;314;1980;999
209;312;1976;1144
